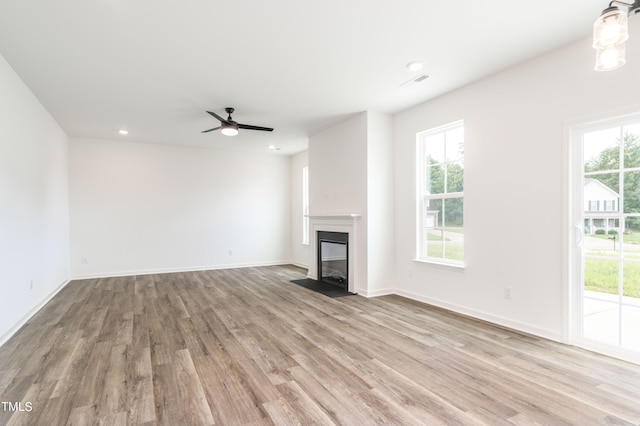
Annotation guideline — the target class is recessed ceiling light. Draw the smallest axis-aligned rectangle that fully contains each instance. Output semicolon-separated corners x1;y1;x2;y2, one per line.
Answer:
406;61;424;71
118;129;129;135
268;145;280;151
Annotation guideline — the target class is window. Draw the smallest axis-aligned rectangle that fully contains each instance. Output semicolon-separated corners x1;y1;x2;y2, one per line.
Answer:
302;166;309;245
589;200;600;211
417;121;464;264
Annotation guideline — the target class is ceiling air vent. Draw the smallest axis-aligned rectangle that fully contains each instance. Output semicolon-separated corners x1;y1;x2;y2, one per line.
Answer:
400;74;429;87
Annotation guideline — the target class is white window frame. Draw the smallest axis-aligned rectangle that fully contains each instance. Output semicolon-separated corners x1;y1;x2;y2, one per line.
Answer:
302;166;309;245
568;111;640;364
416;120;465;266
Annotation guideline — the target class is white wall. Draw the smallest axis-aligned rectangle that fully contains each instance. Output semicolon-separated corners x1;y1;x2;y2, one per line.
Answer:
308;113;368;216
309;113;369;291
69;137;291;277
0;54;70;342
308;111;395;295
366;111;395;295
290;150;309;267
393;26;640;340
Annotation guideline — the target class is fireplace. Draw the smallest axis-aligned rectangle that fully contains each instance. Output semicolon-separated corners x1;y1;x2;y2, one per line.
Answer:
317;231;348;289
307;214;360;294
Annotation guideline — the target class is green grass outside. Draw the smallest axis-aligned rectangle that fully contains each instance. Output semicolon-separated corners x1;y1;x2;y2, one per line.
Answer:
444;227;464;235
426;233;449;241
425;241;464;261
584;257;640;297
585;249;640;259
423;229;464;261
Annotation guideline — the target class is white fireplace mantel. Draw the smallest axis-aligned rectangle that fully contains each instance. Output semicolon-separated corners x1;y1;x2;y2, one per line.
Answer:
305;214;361;219
307;214;362;294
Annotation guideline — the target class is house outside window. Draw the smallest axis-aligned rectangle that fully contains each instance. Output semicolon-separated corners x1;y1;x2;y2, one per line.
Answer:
417;121;464;265
584;178;620;234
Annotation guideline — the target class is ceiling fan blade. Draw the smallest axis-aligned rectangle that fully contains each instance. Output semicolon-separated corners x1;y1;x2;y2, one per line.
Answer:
237;123;274;132
206;111;229;124
201;126;221;133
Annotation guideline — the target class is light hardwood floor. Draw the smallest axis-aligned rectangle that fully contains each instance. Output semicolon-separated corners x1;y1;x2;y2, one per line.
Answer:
1;265;639;425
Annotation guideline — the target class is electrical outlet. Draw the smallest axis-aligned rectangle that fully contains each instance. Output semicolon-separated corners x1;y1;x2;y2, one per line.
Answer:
82;256;88;264
228;250;233;256
30;280;33;290
504;286;512;300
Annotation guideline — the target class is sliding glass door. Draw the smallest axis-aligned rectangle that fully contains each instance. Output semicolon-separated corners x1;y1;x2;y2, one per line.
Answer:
573;116;640;361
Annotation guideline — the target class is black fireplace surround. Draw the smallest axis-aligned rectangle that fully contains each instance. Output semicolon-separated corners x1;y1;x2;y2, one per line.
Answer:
317;231;348;290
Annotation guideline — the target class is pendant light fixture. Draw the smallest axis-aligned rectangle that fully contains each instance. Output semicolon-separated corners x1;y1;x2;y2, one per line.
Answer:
594;1;640;71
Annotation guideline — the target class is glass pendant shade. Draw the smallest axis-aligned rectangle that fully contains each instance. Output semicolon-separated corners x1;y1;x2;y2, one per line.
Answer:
221;123;239;136
595;43;626;71
593;7;629;48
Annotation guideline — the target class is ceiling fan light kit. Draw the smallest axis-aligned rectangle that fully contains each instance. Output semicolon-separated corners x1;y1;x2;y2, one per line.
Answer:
202;107;273;137
594;0;640;71
220;122;239;136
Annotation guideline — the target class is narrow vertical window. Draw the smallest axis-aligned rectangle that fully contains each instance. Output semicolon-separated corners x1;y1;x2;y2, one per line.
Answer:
417;121;464;265
302;166;309;245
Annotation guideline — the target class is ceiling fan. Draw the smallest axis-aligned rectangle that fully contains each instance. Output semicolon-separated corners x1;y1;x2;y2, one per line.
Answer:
202;107;274;136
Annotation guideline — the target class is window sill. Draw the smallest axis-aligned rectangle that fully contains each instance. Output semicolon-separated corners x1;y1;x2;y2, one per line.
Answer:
413;258;465;271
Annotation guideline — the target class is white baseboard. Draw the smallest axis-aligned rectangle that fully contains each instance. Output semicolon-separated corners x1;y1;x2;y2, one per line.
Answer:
356;287;395;298
289;261;308;270
71;260;294;280
394;288;562;342
0;278;71;347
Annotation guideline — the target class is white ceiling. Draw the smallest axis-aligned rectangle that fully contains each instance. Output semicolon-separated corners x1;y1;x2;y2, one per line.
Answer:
0;1;604;155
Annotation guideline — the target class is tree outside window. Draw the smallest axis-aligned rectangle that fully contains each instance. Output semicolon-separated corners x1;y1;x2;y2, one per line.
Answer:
417;121;464;264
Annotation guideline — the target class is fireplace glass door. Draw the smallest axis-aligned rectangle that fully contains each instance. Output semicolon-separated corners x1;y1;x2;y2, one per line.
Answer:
317;231;348;289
